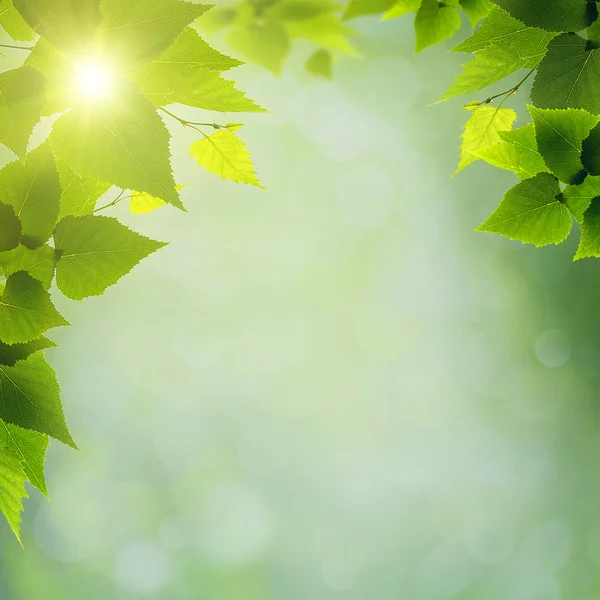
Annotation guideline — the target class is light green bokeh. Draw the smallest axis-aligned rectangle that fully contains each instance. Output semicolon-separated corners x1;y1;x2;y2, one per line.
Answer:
1;15;600;600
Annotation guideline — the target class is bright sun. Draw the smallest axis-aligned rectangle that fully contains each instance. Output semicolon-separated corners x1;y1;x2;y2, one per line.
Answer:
74;60;115;100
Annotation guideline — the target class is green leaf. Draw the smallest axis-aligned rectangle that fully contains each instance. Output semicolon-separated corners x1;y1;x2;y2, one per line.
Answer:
0;271;68;344
0;0;34;41
226;22;291;75
0;143;61;249
456;104;517;173
531;34;600;114
477;172;572;246
0;66;46;158
474;123;547;179
98;0;211;68
474;124;547;179
529;106;598;184
0;352;75;447
190;128;263;187
267;0;340;22
58;162;111;219
134;31;264;111
0;445;27;542
129;191;167;215
285;14;358;55
575;197;600;259
306;48;333;78
54;215;166;301
582;122;600;176
0;337;56;367
23;38;71;116
563;175;600;222
0;422;48;496
459;0;491;26
441;33;552;102
0;203;21;253
343;0;397;19
50;85;183;210
492;0;596;32
454;5;535;54
143;28;242;74
0;244;57;289
383;0;421;18
13;0;102;50
415;0;461;54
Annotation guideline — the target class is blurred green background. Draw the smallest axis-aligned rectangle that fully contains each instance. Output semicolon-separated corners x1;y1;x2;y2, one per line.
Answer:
2;12;600;600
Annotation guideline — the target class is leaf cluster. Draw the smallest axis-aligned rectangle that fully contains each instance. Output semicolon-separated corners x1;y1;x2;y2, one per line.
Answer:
434;0;600;256
0;0;265;541
198;0;488;78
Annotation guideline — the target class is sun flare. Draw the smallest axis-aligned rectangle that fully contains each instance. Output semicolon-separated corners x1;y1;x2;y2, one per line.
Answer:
74;60;115;100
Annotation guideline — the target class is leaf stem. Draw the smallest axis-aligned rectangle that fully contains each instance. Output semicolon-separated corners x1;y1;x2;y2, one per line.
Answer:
93;190;131;213
157;107;226;130
0;43;34;50
476;68;536;107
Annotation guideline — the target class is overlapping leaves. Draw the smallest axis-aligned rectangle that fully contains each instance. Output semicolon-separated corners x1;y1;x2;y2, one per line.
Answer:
428;0;600;261
0;0;267;542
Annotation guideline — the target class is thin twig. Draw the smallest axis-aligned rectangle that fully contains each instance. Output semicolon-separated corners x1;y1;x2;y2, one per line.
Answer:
93;190;131;212
0;43;34;50
158;107;226;130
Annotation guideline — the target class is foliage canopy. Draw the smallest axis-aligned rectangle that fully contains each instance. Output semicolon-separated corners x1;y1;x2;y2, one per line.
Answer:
1;0;600;541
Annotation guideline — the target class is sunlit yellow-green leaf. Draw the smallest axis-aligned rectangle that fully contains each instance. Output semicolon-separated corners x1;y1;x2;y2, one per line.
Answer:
190;128;263;187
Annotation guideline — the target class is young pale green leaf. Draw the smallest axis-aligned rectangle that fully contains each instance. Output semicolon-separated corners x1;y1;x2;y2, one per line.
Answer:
477;172;572;246
0;66;46;158
529;106;598;185
532;34;600;114
582;122;600;176
563;175;600;222
0;203;21;253
456;104;517;173
0;0;34;41
134;34;264;112
0;422;48;496
13;0;102;50
226;22;291;75
474;124;547;179
492;0;596;32
58;162;111;219
0;244;57;289
383;0;421;19
0;352;76;448
0;271;69;344
415;0;460;54
98;0;211;68
54;215;166;300
475;124;547;179
0;337;56;367
0;445;27;543
51;86;183;210
190;128;263;187
129;191;167;215
575;197;600;259
459;0;491;26
343;0;396;19
0;142;61;248
306;48;333;78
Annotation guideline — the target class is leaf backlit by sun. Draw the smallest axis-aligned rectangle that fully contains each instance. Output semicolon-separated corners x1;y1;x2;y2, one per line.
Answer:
74;60;114;100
